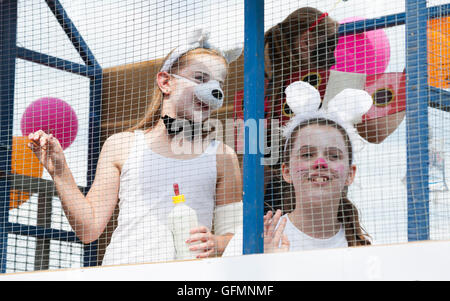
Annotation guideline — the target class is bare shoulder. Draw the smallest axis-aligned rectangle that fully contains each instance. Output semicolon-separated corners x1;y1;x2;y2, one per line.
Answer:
216;141;237;156
216;141;240;174
101;131;136;168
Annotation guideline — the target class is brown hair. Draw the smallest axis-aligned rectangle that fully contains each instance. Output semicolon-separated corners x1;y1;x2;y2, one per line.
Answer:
129;48;228;132
283;118;371;247
264;7;338;118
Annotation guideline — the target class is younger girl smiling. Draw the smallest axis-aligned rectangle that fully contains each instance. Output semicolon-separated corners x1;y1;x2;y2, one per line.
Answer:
224;81;372;256
265;81;373;252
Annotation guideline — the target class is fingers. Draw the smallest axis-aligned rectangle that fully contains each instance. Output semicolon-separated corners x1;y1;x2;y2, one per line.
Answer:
264;210;273;224
27;130;52;151
265;209;282;238
187;236;215;258
194;248;214;259
189;240;215;256
187;226;210;244
189;226;209;235
281;234;290;251
273;217;287;247
186;232;210;244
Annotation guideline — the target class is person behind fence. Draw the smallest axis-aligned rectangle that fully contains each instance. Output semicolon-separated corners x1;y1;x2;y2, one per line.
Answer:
27;29;243;265
263;7;339;213
264;6;338;88
224;81;372;256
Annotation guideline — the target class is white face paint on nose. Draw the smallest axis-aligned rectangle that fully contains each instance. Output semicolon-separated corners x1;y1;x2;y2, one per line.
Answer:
171;74;224;111
193;80;224;110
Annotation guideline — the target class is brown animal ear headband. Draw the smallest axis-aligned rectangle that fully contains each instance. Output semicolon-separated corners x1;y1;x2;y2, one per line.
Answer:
307;12;329;33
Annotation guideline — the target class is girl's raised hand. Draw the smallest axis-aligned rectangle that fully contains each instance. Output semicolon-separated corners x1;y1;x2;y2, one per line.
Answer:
27;130;66;177
264;209;290;253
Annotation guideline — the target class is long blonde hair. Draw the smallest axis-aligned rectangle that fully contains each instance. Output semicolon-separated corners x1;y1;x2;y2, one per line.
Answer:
129;48;228;132
283;118;371;246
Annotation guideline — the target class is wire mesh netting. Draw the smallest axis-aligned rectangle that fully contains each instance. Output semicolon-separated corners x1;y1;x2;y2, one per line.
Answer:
0;0;449;273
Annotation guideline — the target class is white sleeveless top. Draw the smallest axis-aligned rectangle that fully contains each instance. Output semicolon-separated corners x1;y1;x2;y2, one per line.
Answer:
102;131;220;266
222;214;348;257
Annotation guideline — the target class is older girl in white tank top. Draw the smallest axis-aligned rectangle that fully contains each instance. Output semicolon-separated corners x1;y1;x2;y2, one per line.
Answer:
28;31;243;265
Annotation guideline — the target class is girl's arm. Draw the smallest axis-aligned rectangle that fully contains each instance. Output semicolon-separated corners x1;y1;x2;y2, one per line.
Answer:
188;142;243;257
29;131;126;244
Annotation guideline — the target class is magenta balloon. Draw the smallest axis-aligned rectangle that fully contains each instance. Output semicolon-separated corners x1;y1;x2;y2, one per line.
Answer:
332;17;391;75
21;97;78;150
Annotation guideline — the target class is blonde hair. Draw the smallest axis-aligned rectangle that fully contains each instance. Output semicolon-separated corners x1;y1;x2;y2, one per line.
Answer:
129;48;228;132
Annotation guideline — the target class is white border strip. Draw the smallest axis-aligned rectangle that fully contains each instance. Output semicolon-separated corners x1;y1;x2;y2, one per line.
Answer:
2;240;450;281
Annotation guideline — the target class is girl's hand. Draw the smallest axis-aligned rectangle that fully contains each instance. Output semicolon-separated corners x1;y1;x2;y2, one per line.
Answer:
186;226;219;258
264;209;290;253
27;130;66;177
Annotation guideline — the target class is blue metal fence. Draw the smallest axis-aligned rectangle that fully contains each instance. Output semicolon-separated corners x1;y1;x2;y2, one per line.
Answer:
0;0;449;271
0;0;102;270
242;0;265;255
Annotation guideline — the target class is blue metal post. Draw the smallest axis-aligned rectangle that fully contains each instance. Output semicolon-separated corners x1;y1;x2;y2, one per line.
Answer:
243;0;265;255
405;0;430;241
45;0;102;70
0;0;18;273
83;72;103;267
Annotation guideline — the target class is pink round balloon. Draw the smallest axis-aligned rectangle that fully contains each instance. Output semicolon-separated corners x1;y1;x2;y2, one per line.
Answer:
21;97;78;150
331;17;391;75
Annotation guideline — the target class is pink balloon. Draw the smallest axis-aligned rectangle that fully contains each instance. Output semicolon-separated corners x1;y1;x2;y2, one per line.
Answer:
21;97;78;150
331;16;391;75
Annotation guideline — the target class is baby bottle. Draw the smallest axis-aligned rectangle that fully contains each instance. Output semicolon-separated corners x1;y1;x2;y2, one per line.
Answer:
167;183;199;260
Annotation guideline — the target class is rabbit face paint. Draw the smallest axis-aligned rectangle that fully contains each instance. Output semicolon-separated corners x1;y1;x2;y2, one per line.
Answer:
286;124;352;204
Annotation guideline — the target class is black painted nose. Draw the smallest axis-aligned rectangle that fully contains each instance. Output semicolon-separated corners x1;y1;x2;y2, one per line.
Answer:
212;89;223;100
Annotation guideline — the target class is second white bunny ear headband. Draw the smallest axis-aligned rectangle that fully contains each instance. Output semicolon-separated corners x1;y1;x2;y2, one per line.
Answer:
283;81;373;158
160;29;243;72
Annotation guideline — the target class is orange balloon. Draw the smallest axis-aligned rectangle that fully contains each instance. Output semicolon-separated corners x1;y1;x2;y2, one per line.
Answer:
10;136;43;209
428;17;450;89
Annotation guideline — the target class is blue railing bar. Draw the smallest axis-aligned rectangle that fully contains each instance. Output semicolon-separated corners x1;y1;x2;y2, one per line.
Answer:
83;74;103;267
405;0;430;241
338;3;450;36
86;75;103;190
428;86;450;112
428;3;450;20
16;47;97;78
6;223;81;243
0;0;18;273
45;0;101;69
242;0;265;255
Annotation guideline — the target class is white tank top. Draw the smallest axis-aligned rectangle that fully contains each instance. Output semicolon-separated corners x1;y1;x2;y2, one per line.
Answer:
102;130;220;266
222;214;348;257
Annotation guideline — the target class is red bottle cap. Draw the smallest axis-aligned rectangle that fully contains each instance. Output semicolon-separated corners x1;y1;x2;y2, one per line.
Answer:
173;183;180;196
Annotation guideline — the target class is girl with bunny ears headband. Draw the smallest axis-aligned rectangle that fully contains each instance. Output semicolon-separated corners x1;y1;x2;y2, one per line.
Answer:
223;81;372;257
265;81;372;252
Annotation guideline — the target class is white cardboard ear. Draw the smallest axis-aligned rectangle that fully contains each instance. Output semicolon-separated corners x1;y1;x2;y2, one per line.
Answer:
322;70;367;110
285;81;321;115
188;29;211;47
223;43;243;63
327;88;373;124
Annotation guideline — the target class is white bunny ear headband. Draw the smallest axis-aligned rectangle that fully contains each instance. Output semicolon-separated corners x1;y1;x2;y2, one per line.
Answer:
160;29;243;72
283;81;373;158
